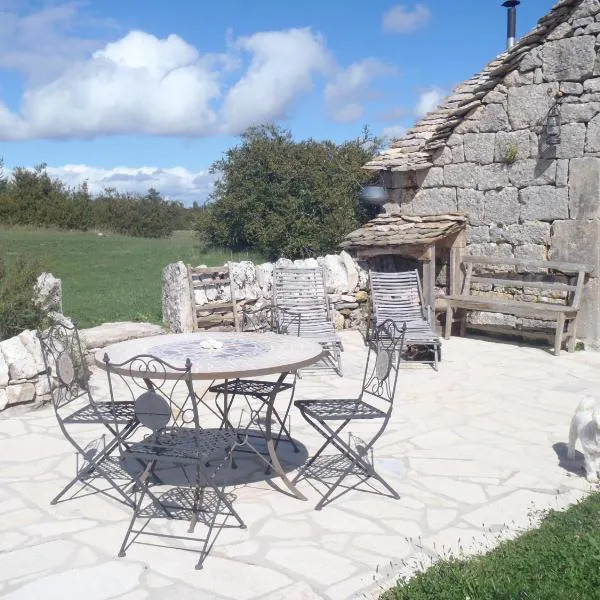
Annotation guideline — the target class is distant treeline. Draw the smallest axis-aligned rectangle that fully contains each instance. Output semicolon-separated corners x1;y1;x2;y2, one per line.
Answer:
0;163;200;238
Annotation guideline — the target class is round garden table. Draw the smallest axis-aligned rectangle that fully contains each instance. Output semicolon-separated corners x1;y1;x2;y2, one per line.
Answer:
94;331;324;500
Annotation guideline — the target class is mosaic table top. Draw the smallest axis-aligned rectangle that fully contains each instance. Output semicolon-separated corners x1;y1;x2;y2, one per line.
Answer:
94;332;324;380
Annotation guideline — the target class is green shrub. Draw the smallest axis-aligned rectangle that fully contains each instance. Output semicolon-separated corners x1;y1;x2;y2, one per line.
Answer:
0;255;46;340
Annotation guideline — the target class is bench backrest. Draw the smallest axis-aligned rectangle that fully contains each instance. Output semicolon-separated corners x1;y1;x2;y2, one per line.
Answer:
459;256;591;310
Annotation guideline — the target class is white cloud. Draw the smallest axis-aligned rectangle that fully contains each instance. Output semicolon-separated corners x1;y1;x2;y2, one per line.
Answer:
381;124;407;142
383;4;431;34
1;31;223;139
324;58;396;123
415;87;446;117
45;164;216;205
222;28;333;133
0;3;397;140
0;1;117;84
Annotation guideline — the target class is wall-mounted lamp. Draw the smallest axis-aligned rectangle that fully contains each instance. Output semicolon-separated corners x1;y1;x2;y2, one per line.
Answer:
545;101;562;146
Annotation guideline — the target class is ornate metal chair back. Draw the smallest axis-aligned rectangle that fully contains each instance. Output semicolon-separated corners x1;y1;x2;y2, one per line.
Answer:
102;354;196;444
360;319;406;407
37;320;92;412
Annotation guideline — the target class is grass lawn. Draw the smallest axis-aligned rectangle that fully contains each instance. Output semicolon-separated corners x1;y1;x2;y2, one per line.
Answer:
382;492;600;600
0;228;262;328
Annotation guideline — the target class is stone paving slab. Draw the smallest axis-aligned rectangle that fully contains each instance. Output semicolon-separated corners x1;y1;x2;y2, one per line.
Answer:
1;332;599;599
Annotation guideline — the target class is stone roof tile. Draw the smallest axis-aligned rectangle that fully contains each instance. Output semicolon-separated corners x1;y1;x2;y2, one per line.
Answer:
365;0;584;172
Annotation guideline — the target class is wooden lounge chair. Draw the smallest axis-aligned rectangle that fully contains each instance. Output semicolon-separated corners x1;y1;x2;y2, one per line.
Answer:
369;269;441;370
272;266;343;376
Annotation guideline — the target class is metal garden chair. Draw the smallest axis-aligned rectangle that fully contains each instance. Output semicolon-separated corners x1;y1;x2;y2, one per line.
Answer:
369;269;442;370
209;306;301;456
38;320;138;506
293;319;406;510
103;352;268;569
272;266;343;376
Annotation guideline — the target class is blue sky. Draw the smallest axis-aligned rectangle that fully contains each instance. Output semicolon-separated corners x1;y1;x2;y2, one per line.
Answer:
0;0;557;204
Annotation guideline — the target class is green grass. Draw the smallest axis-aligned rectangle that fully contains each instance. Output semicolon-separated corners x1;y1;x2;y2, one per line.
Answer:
382;492;600;600
0;227;262;328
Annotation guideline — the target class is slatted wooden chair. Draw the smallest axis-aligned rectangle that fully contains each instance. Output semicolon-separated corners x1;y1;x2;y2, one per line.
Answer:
272;266;343;376
369;269;441;370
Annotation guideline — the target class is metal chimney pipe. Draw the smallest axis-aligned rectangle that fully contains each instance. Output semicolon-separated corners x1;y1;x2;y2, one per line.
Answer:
502;0;520;49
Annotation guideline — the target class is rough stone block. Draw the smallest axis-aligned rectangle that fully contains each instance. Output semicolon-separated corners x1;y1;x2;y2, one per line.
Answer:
561;82;584;95
585;113;600;151
432;146;453;166
467;225;490;244
507;159;556;188
549;122;586;158
484;187;519;224
495;131;530;163
514;244;546;261
569;157;600;218
463;133;496;164
0;335;39;380
556;160;569;187
560;101;600;123
484;90;506;103
340;251;359;292
457;189;485;225
410;187;458;215
584;77;600;93
578;276;600;346
520;186;568;221
467;243;513;259
478;104;509;132
469;312;518;327
477;164;509;190
5;383;35;407
34;273;62;314
507;83;559;129
573;0;600;20
547;22;573;42
504;70;534;86
550;219;599;273
162;261;195;333
416;167;444;188
0;352;8;387
519;48;542;72
0;389;7;411
491;222;551;245
443;163;479;188
321;254;350;294
451;144;465;163
540;36;596;81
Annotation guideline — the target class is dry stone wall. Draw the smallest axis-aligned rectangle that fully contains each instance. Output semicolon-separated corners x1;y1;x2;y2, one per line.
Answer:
162;252;371;334
387;1;600;345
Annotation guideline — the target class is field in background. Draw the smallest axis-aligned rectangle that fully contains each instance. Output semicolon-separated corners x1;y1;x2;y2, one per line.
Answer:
0;228;262;328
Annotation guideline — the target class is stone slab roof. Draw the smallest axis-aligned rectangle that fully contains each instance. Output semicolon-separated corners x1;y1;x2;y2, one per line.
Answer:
364;0;583;172
340;213;467;252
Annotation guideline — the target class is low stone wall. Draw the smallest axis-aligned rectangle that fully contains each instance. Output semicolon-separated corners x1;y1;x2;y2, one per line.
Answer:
162;251;371;333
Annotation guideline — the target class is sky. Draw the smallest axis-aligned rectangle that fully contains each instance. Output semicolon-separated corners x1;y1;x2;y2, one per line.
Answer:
0;0;558;205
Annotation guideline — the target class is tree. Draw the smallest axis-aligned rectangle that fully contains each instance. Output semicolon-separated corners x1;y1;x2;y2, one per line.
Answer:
196;125;382;260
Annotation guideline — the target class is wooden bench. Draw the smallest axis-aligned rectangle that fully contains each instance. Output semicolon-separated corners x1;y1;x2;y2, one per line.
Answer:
444;256;591;355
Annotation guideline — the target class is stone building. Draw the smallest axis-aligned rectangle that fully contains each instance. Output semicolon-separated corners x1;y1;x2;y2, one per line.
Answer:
364;0;600;347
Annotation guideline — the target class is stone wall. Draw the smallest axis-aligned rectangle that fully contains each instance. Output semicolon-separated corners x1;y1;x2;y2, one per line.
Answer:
162;252;371;334
386;2;600;346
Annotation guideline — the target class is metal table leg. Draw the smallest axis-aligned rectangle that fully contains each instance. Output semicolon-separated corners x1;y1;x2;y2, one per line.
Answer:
264;372;307;501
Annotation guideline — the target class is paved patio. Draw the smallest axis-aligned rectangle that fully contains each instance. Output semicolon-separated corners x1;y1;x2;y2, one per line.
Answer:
1;331;599;600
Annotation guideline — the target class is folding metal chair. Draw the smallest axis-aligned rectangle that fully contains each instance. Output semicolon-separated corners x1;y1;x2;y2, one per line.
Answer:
293;319;407;510
369;269;442;370
273;266;344;376
103;352;265;569
209;306;301;457
38;320;138;506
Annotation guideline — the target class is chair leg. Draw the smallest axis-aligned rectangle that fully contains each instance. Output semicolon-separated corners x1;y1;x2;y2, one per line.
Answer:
567;316;578;353
554;314;565;356
444;305;453;340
